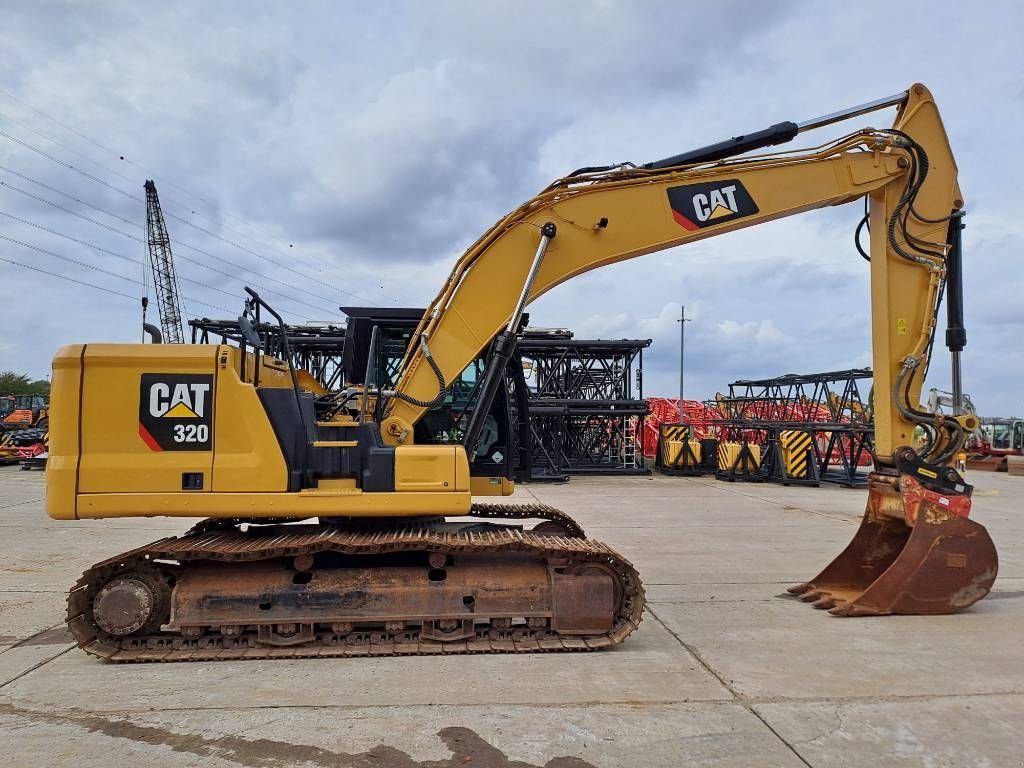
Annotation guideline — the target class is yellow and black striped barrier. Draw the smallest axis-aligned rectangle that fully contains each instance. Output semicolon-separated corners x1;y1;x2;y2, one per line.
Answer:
656;423;703;476
780;430;813;478
0;431;17;463
715;440;761;481
761;428;820;486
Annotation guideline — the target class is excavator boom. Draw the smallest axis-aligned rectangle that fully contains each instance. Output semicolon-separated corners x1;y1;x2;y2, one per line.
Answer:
385;85;956;466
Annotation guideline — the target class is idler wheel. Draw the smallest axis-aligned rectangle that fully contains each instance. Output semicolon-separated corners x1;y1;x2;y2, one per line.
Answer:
91;571;168;637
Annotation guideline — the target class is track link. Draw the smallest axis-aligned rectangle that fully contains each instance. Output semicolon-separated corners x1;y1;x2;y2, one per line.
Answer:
67;504;642;662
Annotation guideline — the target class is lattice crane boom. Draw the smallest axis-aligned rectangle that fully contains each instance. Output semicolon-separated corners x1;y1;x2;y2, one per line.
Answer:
143;180;185;344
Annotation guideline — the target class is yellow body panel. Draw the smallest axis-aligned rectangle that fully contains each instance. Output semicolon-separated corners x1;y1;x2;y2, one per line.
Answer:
394;445;470;493
77;344;217;495
75;490;471;519
469;476;515;496
45;345;83;520
47;343;472;520
211;347;288;493
867;90;960;457
295;369;327;396
246;354;298;389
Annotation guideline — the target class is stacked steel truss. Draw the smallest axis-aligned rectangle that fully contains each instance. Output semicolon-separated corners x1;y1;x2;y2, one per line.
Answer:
704;368;874;486
519;332;651;481
189;318;348;390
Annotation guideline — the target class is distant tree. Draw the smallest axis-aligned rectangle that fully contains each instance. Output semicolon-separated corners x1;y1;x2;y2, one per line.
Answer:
0;371;50;398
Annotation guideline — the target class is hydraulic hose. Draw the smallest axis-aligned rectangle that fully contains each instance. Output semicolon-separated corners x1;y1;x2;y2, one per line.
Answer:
855;196;870;262
384;335;448;410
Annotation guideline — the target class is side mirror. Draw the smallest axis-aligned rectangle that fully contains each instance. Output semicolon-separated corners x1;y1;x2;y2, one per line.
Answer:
238;315;263;350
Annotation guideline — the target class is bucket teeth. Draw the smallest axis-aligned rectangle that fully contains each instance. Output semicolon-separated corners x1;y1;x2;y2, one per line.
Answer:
786;582;812;595
811;595;837;610
798;589;824;603
828;602;855;617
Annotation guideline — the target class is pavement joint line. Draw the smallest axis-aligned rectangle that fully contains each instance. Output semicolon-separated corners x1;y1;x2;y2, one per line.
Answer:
645;604;816;768
0;644;75;690
4;689;1021;716
648;598;779;604
689;478;857;525
647;588;1024;603
0;497;44;510
645;581;793;585
522;485;544;503
583;524;848;529
0;621;67;657
4;700;745;715
742;689;1024;706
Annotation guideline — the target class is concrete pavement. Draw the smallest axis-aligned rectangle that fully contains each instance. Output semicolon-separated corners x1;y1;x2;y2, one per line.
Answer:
0;465;1021;767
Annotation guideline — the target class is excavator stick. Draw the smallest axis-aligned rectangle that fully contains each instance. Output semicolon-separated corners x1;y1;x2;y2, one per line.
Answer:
789;474;997;616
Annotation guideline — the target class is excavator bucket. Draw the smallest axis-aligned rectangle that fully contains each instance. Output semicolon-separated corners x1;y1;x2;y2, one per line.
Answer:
788;474;997;615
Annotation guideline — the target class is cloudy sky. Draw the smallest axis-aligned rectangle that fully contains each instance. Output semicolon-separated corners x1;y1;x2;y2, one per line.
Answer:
1;2;1022;413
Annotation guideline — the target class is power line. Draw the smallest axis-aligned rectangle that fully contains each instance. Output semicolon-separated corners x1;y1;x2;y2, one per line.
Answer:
0;232;136;282
0;88;127;167
0;88;338;271
0;233;233;316
0;253;138;301
0;163;142;229
0;129;366;304
1;178;140;240
0;108;142;194
0;175;336;317
0;209;246;306
0;107;375;303
0;252;220;322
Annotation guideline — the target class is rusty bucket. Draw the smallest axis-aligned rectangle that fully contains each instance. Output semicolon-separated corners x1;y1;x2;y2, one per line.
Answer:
788;474;998;616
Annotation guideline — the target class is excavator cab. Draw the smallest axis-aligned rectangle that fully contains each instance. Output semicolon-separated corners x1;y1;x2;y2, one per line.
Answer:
340;305;531;492
988;419;1024;453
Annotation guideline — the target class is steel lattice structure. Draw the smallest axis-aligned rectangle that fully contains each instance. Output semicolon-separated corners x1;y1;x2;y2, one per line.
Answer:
189;318;348;390
144;180;185;344
703;368;875;487
519;333;650;481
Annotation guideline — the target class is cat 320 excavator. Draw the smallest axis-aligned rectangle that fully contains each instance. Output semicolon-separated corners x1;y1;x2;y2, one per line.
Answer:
49;84;998;662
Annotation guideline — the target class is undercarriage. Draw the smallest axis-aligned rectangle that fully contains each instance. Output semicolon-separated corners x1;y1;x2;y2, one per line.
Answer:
67;504;645;662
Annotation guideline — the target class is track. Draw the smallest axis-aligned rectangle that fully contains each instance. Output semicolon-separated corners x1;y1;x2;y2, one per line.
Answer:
67;503;644;662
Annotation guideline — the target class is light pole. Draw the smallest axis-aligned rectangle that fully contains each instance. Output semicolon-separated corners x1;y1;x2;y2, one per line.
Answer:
678;305;691;423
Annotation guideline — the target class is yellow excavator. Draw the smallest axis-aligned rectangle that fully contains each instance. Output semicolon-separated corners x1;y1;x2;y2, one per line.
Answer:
49;84;997;661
